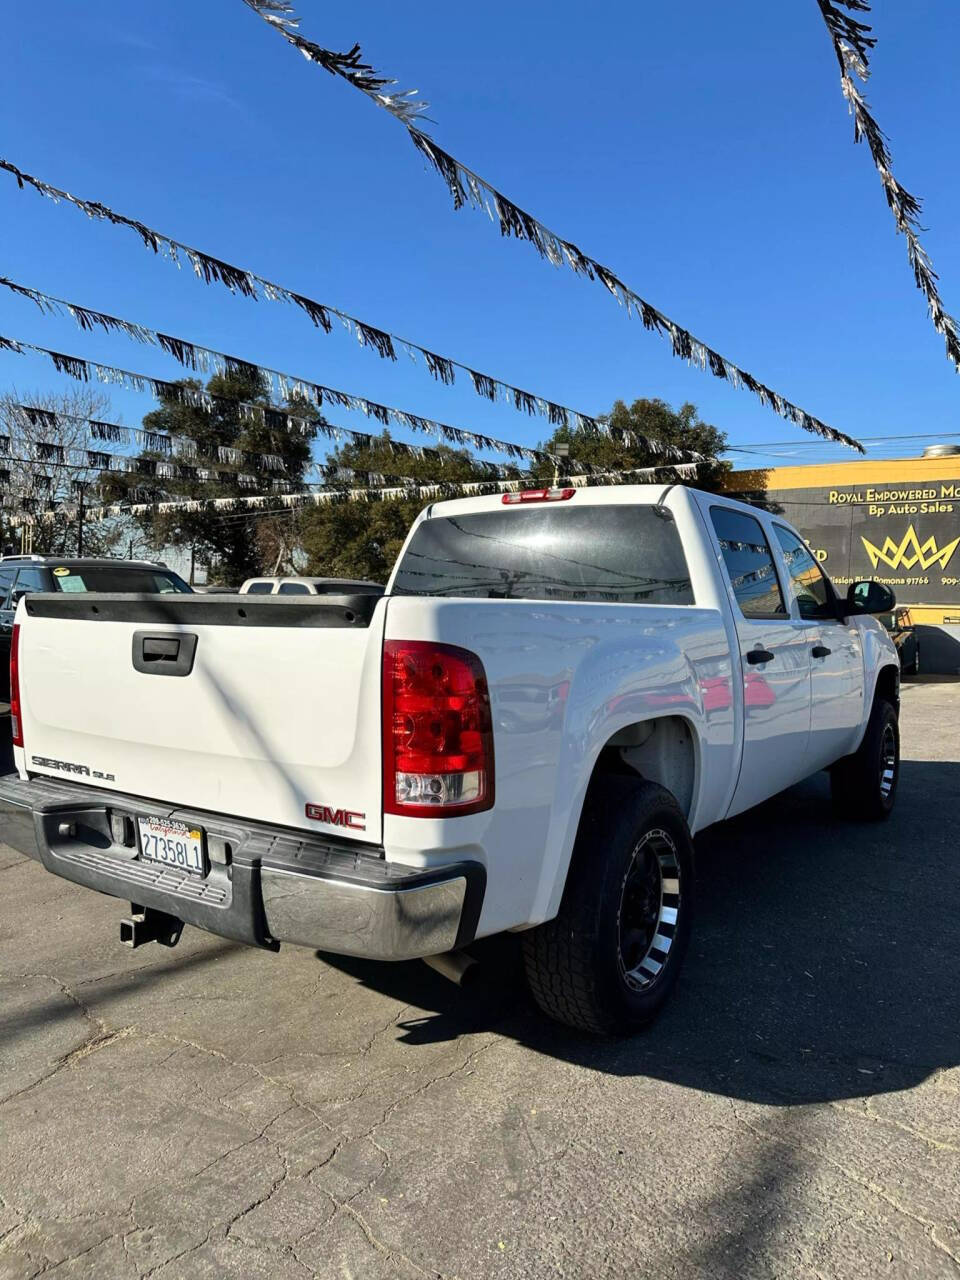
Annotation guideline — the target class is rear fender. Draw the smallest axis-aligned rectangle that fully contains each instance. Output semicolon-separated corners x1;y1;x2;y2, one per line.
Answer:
535;708;702;925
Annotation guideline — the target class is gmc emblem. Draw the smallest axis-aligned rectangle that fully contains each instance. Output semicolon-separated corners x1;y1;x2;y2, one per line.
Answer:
305;803;366;831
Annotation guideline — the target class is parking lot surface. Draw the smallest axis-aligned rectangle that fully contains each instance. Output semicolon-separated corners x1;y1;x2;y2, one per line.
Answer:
1;680;959;1279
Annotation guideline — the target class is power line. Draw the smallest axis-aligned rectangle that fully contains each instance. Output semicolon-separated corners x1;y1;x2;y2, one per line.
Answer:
728;431;960;450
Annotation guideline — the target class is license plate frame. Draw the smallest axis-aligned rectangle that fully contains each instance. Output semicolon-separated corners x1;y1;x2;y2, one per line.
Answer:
137;816;205;876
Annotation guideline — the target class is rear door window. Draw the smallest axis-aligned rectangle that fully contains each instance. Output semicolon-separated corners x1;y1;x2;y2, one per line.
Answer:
710;506;787;619
392;504;694;604
245;581;275;594
277;582;311;595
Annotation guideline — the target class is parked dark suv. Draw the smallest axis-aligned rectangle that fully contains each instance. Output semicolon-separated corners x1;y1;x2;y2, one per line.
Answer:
0;556;192;698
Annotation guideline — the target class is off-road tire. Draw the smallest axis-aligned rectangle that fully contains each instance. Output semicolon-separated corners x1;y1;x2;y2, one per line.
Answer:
523;777;694;1035
830;696;899;821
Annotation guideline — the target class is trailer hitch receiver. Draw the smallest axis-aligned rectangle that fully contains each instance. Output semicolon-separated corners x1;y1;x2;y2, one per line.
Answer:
120;904;183;949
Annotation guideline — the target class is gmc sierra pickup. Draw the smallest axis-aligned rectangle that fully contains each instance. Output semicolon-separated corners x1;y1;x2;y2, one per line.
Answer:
0;485;901;1032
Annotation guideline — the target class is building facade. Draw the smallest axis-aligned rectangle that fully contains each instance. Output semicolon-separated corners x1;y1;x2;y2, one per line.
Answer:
725;452;960;673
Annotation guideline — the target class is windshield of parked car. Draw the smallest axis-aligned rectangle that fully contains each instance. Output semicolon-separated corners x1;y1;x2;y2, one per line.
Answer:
392;504;694;604
51;567;193;593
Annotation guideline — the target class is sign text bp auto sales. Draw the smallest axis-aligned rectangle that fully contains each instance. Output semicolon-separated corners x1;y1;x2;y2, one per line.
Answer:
750;481;960;605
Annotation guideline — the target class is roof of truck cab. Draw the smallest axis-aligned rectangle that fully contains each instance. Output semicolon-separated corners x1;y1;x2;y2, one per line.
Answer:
420;483;683;520
418;484;769;521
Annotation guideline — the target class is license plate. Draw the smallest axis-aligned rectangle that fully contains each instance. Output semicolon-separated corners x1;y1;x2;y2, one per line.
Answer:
138;817;204;875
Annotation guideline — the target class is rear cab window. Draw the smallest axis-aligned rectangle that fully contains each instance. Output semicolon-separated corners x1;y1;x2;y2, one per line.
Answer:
244;581;275;594
50;568;192;594
392;504;695;604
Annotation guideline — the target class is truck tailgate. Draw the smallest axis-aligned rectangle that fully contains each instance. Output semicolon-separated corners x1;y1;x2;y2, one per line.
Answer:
16;593;385;842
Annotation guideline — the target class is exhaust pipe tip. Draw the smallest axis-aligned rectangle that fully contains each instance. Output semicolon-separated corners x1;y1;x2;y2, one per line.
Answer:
423;950;480;988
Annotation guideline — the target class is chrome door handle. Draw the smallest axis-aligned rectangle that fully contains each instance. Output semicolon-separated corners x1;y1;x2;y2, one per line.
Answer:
745;649;775;665
812;645;831;659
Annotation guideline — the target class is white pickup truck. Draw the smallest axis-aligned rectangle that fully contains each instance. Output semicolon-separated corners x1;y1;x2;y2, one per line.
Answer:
1;485;901;1033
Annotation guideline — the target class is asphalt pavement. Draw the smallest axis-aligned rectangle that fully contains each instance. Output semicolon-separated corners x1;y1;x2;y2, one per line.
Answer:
1;680;959;1279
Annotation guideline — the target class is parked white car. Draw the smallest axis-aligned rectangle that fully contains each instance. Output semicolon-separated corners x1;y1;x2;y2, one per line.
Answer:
239;575;383;596
1;485;900;1032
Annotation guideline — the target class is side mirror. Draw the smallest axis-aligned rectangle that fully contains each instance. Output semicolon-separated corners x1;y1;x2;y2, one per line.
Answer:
846;579;896;616
8;588;26;607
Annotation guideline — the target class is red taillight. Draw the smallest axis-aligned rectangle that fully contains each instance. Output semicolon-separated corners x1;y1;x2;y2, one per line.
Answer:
10;623;22;748
382;641;494;817
501;487;576;504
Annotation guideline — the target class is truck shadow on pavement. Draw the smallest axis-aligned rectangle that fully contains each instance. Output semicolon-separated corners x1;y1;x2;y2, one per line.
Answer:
323;758;960;1107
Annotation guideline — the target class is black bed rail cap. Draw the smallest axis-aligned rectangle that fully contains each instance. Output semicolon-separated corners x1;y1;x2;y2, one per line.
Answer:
22;592;380;628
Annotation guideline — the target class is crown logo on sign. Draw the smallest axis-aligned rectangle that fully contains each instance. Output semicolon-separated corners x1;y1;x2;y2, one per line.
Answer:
861;524;960;571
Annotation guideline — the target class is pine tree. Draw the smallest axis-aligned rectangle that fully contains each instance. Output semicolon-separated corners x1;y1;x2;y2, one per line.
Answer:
101;369;312;585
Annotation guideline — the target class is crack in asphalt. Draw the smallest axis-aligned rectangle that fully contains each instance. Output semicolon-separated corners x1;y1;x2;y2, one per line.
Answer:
831;1097;960;1155
0;856;31;872
145;1031;336;1134
0;975;137;1109
337;1198;447;1280
729;1109;960;1273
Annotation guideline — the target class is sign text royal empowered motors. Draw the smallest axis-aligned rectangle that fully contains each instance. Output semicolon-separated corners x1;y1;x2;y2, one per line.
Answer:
762;482;960;605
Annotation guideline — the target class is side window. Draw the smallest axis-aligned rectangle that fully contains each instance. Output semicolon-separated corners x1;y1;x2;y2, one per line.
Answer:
245;581;274;595
0;567;17;608
277;581;310;595
710;507;787;619
774;526;836;620
13;567;47;595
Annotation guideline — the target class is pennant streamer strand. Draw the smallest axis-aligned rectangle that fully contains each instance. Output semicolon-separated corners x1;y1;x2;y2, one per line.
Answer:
0;162;635;447
237;1;866;450
816;1;960;369
0;276;688;460
0;339;634;474
70;461;703;526
0;153;863;451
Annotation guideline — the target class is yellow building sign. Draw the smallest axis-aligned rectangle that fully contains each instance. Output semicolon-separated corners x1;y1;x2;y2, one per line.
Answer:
724;454;960;622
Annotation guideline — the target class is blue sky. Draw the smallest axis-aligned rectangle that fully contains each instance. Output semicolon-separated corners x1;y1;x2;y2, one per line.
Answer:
3;1;959;472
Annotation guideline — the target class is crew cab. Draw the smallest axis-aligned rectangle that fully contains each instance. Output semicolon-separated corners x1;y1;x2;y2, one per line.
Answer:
0;486;901;1033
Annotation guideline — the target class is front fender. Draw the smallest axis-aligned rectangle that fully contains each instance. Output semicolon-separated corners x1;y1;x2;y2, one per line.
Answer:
856;617;901;739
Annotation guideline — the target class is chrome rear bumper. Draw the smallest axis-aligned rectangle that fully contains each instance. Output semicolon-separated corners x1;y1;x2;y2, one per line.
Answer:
0;773;484;960
261;865;468;960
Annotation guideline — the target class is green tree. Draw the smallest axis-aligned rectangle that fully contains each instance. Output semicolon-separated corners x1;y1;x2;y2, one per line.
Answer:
533;397;729;490
102;368;312;585
299;433;512;582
